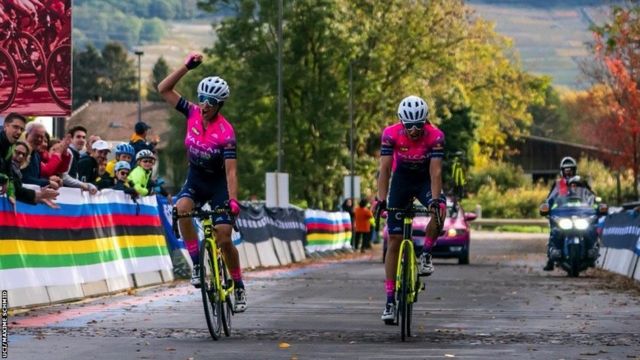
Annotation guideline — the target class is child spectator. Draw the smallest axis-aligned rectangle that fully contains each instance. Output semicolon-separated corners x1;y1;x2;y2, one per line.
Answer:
129;149;156;196
112;161;138;199
106;143;135;177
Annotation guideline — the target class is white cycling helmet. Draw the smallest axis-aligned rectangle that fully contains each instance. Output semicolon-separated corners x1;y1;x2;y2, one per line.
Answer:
397;95;429;124
136;149;156;161
197;76;230;102
560;156;577;178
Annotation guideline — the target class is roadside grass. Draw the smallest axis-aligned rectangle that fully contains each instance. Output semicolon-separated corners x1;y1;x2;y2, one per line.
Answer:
472;224;549;233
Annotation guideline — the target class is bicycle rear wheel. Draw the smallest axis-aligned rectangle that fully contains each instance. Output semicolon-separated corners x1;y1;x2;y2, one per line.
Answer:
218;256;233;337
399;249;410;341
200;242;223;340
0;49;18;112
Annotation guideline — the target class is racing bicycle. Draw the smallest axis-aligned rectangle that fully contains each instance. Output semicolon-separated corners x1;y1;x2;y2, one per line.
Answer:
172;205;235;340
380;201;443;341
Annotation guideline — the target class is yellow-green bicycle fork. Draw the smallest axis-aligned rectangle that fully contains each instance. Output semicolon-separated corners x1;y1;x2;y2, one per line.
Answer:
395;216;422;341
201;218;234;340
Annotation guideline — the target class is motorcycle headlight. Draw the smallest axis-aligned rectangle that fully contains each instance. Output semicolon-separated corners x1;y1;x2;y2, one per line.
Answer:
573;218;590;230
557;218;573;230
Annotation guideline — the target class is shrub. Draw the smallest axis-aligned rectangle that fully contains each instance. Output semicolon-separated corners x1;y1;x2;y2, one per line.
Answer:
466;161;529;193
575;158;636;205
461;181;548;218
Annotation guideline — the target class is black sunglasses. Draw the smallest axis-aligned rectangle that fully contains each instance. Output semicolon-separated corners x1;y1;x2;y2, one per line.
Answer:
402;122;425;130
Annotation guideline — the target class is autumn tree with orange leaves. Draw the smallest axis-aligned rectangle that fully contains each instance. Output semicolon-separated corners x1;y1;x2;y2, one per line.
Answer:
584;6;640;198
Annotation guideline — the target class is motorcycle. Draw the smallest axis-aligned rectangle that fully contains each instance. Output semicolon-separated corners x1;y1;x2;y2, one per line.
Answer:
539;180;607;277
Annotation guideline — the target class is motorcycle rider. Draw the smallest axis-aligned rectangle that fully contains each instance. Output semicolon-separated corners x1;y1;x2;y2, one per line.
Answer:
543;156;597;271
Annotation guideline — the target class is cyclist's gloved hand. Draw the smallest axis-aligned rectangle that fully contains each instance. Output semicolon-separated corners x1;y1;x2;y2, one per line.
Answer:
184;51;202;70
427;197;445;210
228;198;241;216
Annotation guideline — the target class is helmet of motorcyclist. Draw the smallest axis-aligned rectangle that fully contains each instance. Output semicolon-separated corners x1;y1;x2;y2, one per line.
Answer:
397;95;429;131
560;156;577;179
115;143;135;158
197;76;229;106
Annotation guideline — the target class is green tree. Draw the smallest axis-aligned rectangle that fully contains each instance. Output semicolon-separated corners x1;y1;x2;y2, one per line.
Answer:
98;42;138;101
73;42;137;108
140;18;168;43
529;78;572;140
72;45;104;108
174;0;545;208
149;0;176;19
147;56;170;101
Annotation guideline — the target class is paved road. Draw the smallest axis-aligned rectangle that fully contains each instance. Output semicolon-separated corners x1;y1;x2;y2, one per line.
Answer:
7;233;640;359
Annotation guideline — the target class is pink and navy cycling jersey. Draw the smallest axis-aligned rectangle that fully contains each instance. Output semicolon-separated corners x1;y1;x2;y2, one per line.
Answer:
380;122;445;173
176;97;237;174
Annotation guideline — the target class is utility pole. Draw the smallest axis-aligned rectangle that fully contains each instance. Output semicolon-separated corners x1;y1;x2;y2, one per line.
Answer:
134;50;144;123
277;0;283;172
349;61;354;202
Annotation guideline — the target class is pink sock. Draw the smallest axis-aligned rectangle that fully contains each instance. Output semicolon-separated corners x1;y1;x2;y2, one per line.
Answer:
385;279;395;297
230;267;243;282
423;236;437;252
184;238;199;264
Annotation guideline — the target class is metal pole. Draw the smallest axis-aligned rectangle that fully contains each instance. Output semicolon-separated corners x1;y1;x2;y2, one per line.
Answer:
349;62;354;202
134;50;144;123
277;0;283;172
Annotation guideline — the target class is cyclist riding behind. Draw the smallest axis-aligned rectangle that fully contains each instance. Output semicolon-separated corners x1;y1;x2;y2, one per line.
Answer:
376;95;446;322
158;51;246;312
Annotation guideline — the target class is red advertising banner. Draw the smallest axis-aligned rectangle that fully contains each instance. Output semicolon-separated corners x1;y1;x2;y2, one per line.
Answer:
0;0;71;116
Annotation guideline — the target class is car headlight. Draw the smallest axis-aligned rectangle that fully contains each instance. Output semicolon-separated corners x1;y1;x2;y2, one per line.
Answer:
557;218;573;230
573;218;590;230
446;228;466;237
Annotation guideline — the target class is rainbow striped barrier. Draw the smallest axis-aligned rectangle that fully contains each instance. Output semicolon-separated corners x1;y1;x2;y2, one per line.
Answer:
304;209;352;253
0;187;173;308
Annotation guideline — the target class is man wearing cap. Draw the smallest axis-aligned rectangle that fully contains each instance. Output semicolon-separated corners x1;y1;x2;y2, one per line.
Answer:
130;121;158;156
77;139;112;188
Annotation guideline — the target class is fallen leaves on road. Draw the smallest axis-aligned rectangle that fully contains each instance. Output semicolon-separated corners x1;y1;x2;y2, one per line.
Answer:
279;342;291;349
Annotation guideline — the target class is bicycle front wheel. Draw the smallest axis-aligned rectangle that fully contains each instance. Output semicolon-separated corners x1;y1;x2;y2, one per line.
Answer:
399;249;411;342
201;242;223;340
46;44;71;110
218;256;233;337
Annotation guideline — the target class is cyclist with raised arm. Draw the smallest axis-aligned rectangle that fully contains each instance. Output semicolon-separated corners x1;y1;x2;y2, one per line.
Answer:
158;51;246;312
376;95;446;322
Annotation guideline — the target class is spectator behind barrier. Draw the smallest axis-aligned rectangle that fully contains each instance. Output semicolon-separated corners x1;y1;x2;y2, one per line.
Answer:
130;121;157;156
40;135;72;180
21;122;61;190
77;140;112;189
129;150;156;196
66;125;87;179
0;113;58;206
106;143;135;178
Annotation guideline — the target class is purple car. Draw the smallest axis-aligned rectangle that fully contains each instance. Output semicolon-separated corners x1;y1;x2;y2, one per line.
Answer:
383;198;477;264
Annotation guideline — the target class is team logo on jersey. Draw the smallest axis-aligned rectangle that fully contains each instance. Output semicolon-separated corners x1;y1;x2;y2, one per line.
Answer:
192;127;200;135
400;147;409;152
